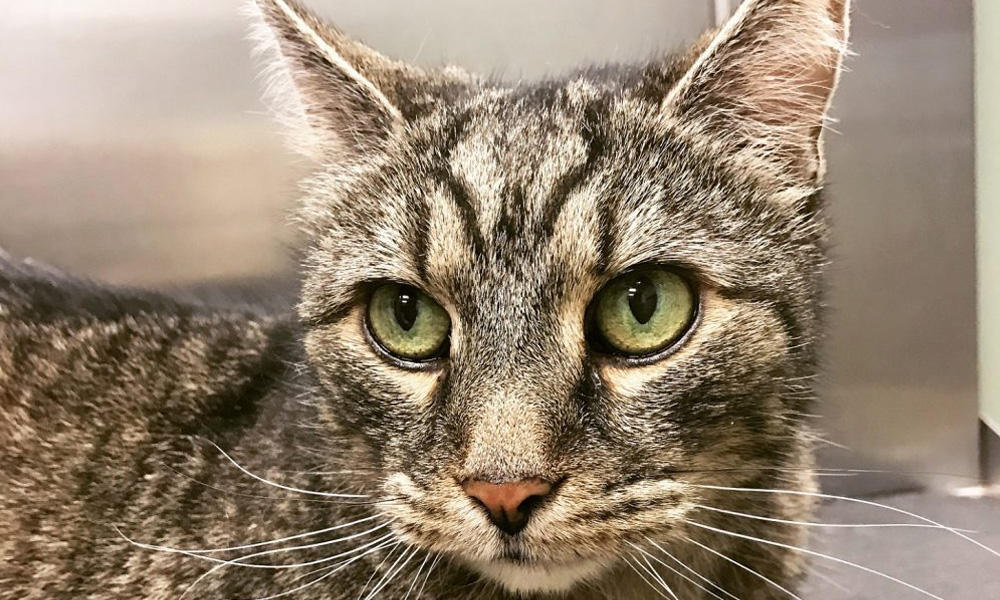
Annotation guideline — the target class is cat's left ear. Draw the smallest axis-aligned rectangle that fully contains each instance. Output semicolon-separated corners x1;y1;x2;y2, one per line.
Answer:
249;0;471;161
664;0;851;191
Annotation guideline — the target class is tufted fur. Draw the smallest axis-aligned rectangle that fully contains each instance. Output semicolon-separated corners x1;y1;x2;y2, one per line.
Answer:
0;0;850;598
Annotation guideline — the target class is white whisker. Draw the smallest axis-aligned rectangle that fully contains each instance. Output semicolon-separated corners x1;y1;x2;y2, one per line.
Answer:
416;554;443;599
631;541;730;600
689;484;997;558
808;568;854;595
118;522;393;570
245;539;400;600
691;504;975;532
172;515;382;555
625;554;677;600
647;537;741;600
637;553;681;600
357;543;401;600
403;553;431;600
363;545;418;600
209;441;369;498
684;535;804;600
180;533;399;598
684;519;946;600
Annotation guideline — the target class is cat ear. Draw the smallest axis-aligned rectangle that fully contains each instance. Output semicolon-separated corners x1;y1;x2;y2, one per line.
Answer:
664;0;851;190
249;0;460;160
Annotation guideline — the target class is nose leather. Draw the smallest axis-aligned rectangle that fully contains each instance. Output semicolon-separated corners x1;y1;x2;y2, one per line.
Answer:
462;478;553;535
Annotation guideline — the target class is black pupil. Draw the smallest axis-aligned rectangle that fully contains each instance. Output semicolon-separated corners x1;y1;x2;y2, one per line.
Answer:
627;277;658;325
393;286;420;331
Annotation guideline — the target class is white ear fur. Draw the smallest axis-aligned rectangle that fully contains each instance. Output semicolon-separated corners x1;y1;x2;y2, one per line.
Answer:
665;0;851;188
245;0;405;160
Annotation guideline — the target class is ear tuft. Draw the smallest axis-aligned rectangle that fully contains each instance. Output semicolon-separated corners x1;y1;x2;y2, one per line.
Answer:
664;0;851;189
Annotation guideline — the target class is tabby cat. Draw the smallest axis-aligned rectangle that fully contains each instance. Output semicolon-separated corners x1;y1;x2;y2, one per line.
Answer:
0;0;852;597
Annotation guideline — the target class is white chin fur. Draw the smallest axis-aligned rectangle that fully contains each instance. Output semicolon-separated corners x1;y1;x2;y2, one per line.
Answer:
471;558;607;595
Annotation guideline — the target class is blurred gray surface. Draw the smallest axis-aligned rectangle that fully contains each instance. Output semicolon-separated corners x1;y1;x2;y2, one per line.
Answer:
818;0;978;495
802;492;1000;599
0;1;980;496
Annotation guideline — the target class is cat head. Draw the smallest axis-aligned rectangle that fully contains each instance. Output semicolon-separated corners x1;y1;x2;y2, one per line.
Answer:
252;0;850;593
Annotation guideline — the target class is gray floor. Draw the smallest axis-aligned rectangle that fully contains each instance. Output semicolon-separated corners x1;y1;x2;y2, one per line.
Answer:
800;492;999;600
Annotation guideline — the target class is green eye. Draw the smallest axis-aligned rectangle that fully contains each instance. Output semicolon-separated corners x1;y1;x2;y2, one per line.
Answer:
590;267;697;357
367;283;451;361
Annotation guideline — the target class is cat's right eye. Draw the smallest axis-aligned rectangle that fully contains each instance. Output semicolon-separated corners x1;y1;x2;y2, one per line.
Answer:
367;282;451;362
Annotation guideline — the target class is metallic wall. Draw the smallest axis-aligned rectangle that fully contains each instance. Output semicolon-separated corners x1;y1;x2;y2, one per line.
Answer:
0;1;978;494
819;1;978;494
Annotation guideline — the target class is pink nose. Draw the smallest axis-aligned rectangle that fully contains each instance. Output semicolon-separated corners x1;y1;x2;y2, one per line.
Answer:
462;479;554;535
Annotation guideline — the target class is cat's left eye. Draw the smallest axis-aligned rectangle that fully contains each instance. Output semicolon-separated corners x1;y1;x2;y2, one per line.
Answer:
588;266;697;359
367;283;451;362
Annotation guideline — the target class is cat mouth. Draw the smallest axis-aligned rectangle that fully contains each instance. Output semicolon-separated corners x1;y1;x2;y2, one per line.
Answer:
499;548;529;563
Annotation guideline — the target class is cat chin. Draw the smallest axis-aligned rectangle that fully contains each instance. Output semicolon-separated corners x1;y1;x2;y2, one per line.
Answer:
470;557;607;595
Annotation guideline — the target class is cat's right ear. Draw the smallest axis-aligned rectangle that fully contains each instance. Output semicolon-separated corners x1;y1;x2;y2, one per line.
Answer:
248;0;460;161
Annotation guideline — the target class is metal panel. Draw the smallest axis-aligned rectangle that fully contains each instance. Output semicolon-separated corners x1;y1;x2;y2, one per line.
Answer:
817;0;978;494
976;0;1000;470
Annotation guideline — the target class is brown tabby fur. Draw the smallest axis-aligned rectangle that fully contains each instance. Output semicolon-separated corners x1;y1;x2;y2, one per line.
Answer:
0;0;850;597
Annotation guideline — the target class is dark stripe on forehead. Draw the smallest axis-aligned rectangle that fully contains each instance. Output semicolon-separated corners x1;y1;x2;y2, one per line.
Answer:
416;111;477;279
412;192;432;282
495;184;526;242
540;103;608;238
595;194;617;276
444;172;486;256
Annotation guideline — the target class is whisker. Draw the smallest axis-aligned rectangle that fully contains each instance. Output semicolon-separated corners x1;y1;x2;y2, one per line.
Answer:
637;553;681;600
625;554;678;600
227;527;397;569
158;461;399;505
357;542;401;600
245;539;400;600
645;537;740;600
166;515;382;555
362;545;419;600
684;519;946;600
174;519;388;599
182;533;399;599
689;484;998;558
119;523;394;570
416;554;443;599
683;535;803;600
183;536;394;600
691;504;975;532
208;441;369;499
403;553;431;600
629;543;726;600
808;568;854;595
661;466;982;481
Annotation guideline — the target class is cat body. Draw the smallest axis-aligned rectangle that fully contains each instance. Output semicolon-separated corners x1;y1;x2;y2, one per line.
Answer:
0;1;850;598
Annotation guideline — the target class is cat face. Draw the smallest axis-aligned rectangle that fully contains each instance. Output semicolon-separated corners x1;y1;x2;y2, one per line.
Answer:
253;0;849;593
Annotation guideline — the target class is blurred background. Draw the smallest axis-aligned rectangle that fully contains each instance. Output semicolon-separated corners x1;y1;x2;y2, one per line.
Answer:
2;0;997;597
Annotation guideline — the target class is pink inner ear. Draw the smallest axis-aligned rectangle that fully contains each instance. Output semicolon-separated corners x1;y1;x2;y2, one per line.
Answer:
663;0;850;185
753;57;841;130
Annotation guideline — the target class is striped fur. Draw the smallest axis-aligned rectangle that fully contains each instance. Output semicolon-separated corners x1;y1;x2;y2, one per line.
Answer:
0;1;850;598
